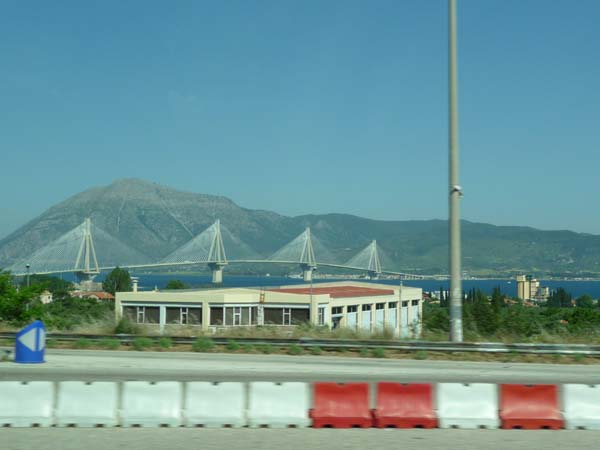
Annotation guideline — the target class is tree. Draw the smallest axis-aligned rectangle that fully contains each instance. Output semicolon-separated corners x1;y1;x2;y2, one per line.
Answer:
471;289;499;336
439;287;448;307
491;286;505;312
0;271;45;324
102;267;132;295
166;279;189;290
21;274;74;299
546;287;572;308
576;294;595;309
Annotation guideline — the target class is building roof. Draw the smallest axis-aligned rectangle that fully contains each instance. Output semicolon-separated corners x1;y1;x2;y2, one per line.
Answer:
73;291;115;300
273;286;395;299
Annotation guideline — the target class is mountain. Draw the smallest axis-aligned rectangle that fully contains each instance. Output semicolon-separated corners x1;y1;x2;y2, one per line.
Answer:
1;178;600;277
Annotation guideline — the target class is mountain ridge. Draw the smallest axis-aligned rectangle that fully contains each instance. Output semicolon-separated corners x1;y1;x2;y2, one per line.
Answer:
1;178;600;276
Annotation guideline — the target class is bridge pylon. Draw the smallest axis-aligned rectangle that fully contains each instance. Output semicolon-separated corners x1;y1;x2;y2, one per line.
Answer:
366;240;382;280
299;227;317;282
207;220;228;283
74;218;100;285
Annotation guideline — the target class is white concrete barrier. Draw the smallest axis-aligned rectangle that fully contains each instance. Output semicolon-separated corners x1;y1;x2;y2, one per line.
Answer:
0;381;54;427
437;383;500;429
563;384;600;430
184;382;245;427
56;382;118;427
248;382;311;428
121;381;182;427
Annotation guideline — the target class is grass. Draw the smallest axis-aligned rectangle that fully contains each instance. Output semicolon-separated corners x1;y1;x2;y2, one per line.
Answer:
131;337;153;351
371;347;386;358
114;318;141;335
192;337;214;352
309;346;322;355
414;350;428;360
257;343;274;354
73;338;91;349
46;339;58;348
287;344;303;355
157;337;173;349
241;343;255;353
226;339;241;351
359;347;370;357
98;338;120;350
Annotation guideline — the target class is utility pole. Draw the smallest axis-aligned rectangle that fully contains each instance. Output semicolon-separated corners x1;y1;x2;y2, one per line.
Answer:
25;264;30;288
448;0;463;342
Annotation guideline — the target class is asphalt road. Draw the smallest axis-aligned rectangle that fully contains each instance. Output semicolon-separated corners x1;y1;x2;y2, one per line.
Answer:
1;429;598;450
1;348;600;384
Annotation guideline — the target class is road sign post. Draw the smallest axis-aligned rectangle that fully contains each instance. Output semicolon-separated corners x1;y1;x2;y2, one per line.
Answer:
15;320;46;364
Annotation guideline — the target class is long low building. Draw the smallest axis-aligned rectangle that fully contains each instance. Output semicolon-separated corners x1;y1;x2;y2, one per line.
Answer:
115;281;423;337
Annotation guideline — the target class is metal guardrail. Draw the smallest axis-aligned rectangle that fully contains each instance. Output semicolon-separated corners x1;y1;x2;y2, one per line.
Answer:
1;332;599;356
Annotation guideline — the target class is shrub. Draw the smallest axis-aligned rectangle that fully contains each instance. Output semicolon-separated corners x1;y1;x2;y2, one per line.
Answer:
73;338;91;349
359;347;370;357
226;339;241;351
192;337;214;352
114;318;140;335
371;347;386;358
309;346;322;355
131;337;153;351
46;339;58;348
414;350;428;360
257;343;274;354
99;338;120;350
287;344;303;355
241;343;255;353
157;337;172;349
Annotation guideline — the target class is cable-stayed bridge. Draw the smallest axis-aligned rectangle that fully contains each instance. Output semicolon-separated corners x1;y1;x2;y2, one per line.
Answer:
7;219;434;283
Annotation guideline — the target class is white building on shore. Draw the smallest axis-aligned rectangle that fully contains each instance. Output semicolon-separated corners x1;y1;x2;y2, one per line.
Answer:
115;281;423;338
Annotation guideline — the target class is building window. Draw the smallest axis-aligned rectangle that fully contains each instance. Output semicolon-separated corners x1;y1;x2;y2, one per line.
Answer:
318;308;325;325
402;301;409;307
123;306;159;324
210;307;223;325
376;303;385;310
332;307;343;315
362;304;371;311
347;305;358;313
264;307;284;325
412;300;419;306
291;308;309;324
166;307;202;325
283;308;292;325
264;307;310;325
388;302;398;309
123;306;137;322
223;306;252;326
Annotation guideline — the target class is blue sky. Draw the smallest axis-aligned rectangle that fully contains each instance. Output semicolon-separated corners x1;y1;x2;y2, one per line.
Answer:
0;0;599;239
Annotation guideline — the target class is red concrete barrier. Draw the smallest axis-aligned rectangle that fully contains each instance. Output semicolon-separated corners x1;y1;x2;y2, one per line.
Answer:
311;382;372;428
374;382;437;428
500;384;563;430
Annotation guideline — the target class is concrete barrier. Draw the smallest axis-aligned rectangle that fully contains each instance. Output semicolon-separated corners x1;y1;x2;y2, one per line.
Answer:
374;382;437;428
0;381;54;427
437;383;500;429
563;384;600;430
248;382;310;428
500;384;563;430
311;382;372;428
121;381;182;427
184;382;245;428
56;381;118;427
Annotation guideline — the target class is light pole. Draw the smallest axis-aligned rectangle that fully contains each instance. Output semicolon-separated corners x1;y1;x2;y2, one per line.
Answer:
25;264;30;288
448;0;463;342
